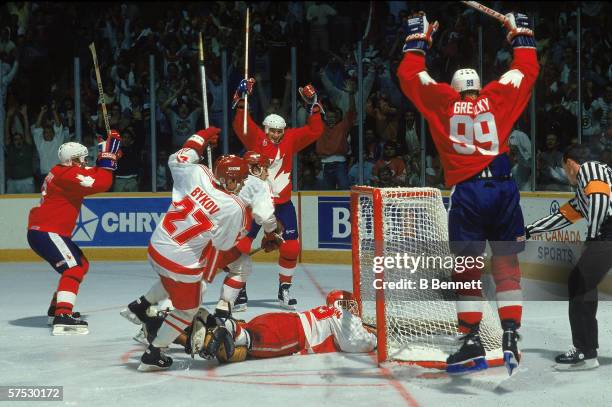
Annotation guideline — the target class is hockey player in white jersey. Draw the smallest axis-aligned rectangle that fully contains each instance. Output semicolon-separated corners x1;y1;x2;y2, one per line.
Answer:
185;290;377;363
122;126;250;372
215;150;281;317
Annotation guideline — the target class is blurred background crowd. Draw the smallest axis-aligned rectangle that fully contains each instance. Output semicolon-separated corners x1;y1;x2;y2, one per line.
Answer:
1;1;611;193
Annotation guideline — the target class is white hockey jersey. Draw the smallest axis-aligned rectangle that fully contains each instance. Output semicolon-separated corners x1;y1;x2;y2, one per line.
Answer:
148;148;248;283
298;305;377;354
238;175;277;233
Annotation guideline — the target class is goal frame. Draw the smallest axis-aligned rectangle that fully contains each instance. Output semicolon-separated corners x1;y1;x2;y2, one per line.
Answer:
351;185;504;369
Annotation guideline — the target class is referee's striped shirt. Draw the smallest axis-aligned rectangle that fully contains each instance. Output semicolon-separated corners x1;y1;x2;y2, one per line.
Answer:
527;161;612;240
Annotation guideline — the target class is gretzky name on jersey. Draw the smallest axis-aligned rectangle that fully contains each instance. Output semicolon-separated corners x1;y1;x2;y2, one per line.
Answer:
452;97;491;115
189;186;220;214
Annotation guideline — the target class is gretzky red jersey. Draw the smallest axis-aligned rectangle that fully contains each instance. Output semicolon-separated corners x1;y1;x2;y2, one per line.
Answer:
233;109;324;204
239;305;377;358
397;48;539;187
28;165;113;236
148;148;248;284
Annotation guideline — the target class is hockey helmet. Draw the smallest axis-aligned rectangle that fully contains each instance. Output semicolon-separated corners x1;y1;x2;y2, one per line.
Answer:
263;114;286;143
58;142;89;167
326;290;358;315
243;150;271;177
451;68;481;94
214;154;249;194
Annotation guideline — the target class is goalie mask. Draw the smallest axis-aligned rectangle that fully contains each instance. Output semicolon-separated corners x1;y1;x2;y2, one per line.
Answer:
451;68;481;94
243;150;271;179
214;155;249;194
262;114;286;144
58;142;89;167
326;290;359;316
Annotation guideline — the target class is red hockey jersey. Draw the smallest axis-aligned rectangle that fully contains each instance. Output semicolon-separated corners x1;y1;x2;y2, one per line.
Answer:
28;165;113;236
233;109;324;203
397;48;539;187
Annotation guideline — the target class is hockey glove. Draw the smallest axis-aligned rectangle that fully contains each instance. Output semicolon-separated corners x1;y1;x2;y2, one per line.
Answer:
402;12;439;54
261;230;284;253
503;12;535;48
97;130;122;171
232;78;256;109
299;83;325;115
183;127;220;156
201;325;235;361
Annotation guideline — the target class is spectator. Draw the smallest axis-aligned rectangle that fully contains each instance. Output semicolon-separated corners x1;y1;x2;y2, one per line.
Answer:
372;165;398;188
366;92;400;146
306;2;337;63
508;129;533;191
160;78;202;149
316;83;356;190
320;66;376;118
425;155;444;189
4;104;34;193
31;103;66;182
400;110;420;157
113;127;140;192
348;151;375;186
537;133;568;190
372;142;406;185
156;149;171;191
299;163;319;190
0;45;19;139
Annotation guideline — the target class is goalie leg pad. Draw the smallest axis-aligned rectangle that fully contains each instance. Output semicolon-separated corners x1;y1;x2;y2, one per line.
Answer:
152;307;198;349
218;345;248;363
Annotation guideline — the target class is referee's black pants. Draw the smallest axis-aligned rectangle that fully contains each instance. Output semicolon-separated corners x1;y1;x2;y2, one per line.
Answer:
568;218;612;352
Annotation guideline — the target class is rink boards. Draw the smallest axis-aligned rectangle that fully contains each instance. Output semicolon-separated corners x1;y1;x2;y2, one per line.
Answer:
0;190;608;291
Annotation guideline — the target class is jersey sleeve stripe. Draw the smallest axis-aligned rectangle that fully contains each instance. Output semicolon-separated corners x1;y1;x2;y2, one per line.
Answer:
584;180;611;196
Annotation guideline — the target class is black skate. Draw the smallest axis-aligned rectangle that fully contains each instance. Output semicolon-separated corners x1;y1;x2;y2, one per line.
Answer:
233;285;248;312
554;347;599;371
120;296;151;325
138;345;173;372
52;313;89;336
278;283;297;310
446;331;487;374
502;320;521;376
47;305;80;326
214;299;232;321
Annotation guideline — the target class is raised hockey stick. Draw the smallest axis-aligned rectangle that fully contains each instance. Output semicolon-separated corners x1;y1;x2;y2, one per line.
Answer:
460;1;507;24
243;8;250;136
198;32;213;169
89;42;111;136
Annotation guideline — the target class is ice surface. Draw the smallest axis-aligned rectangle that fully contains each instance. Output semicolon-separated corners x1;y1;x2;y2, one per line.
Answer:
1;262;611;407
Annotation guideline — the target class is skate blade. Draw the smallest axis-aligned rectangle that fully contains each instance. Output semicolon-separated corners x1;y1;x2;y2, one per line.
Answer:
52;325;89;336
446;357;488;375
137;362;170;372
554;359;599;371
133;329;149;345
504;351;519;376
120;308;143;325
232;303;248;312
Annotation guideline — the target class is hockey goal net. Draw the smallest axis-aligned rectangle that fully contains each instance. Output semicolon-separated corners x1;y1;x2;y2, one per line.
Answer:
350;186;503;368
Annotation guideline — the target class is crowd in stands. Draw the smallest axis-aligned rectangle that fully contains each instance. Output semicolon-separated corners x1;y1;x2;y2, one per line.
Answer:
1;1;611;194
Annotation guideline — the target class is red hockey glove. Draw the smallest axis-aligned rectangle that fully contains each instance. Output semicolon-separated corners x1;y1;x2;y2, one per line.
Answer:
402;12;439;54
299;84;325;115
183;127;220;155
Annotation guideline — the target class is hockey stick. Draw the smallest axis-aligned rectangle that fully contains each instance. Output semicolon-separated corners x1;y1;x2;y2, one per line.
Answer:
243;8;250;136
89;42;111;136
460;1;507;24
198;32;213;169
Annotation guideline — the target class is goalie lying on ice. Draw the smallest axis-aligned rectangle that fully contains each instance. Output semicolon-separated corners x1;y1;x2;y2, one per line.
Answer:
182;290;377;363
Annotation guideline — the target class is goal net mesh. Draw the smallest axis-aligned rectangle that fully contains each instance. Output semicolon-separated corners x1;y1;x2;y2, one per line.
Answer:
354;187;503;364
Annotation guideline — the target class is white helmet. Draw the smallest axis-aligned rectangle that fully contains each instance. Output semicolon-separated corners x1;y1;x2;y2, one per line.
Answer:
451;68;481;93
58;142;89;166
262;114;286;133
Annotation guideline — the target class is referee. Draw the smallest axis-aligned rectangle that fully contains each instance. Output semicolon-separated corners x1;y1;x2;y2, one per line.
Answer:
526;144;612;371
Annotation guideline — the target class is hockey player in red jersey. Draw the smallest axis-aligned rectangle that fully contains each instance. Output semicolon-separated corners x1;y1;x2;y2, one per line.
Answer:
182;290;376;363
232;78;325;309
121;127;251;372
27;131;122;335
397;11;539;375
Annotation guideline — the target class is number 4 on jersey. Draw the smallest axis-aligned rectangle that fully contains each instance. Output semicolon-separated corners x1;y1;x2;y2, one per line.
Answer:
162;196;214;245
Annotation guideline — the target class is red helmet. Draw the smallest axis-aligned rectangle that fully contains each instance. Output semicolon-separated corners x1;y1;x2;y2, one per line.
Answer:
326;290;358;315
214;155;248;193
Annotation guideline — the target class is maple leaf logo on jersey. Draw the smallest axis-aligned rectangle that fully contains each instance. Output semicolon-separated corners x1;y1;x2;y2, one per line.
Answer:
267;149;291;198
499;69;524;88
76;174;95;188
